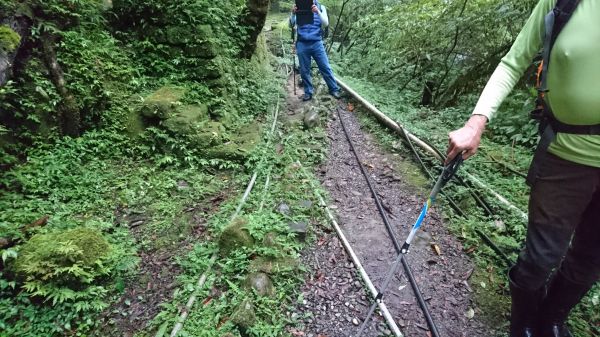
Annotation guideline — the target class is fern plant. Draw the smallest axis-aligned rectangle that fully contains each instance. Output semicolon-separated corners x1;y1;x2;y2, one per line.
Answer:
12;227;115;306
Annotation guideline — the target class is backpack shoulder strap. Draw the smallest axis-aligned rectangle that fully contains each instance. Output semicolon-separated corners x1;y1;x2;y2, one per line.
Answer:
540;0;579;92
551;0;580;46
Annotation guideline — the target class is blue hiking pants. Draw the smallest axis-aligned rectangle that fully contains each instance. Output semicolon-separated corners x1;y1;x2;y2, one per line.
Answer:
296;40;340;96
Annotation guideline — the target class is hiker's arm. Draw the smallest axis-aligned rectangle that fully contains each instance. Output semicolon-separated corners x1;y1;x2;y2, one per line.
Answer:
317;5;329;27
471;0;551;120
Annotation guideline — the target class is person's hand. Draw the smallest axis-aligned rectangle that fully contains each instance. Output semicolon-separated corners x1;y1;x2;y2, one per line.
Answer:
292;44;296;54
312;4;319;13
292;5;297;13
446;114;487;164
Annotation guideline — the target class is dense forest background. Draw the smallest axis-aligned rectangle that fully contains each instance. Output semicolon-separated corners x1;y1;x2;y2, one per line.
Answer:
0;0;598;336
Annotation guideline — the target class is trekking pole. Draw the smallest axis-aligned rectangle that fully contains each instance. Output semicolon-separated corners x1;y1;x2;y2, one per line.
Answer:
292;47;297;96
291;26;297;96
356;154;463;336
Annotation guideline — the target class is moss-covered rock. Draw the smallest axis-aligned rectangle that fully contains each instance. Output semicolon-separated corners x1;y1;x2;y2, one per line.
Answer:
231;298;256;329
184;42;217;59
218;217;254;256
13;227;112;285
303;106;320;129
205;122;261;162
188;121;225;147
249;256;299;275
126;106;145;137
192;56;223;80
166;26;193;45
140;86;187;120
162;104;209;135
262;232;280;249
0;25;21;53
244;272;275;297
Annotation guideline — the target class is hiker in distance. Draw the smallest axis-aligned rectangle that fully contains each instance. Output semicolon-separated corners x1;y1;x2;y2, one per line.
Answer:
446;0;599;336
289;0;342;101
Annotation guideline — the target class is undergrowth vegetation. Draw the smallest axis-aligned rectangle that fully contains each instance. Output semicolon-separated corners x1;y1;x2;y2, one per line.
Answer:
0;0;281;335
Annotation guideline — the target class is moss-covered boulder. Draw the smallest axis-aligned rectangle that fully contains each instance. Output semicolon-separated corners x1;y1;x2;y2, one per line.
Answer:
205;122;261;162
231;298;256;329
244;272;275;297
162;104;209;135
187;121;225;147
218;217;254;256
13;227;112;286
140;86;187;120
192;56;224;80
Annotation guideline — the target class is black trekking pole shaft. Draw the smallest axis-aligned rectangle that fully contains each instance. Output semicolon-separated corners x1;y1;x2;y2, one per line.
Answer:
291;25;297;96
356;155;463;337
337;107;443;337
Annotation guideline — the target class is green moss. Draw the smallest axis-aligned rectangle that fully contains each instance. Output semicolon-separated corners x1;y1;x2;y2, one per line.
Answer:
140;86;187;120
394;157;430;190
188;121;225;147
471;268;510;332
13;227;112;285
218;217;254;256
126;106;145;137
205;122;261;162
249;256;299;274
0;25;21;53
162;104;209;135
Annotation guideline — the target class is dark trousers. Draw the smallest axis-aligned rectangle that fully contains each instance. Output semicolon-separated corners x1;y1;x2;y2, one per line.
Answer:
513;153;600;290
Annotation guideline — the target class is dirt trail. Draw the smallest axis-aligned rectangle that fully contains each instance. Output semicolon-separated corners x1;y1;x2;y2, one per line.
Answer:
290;74;496;336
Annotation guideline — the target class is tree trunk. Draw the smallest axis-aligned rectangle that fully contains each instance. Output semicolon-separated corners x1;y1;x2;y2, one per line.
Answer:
420;80;436;106
239;0;270;59
41;32;80;137
0;14;31;87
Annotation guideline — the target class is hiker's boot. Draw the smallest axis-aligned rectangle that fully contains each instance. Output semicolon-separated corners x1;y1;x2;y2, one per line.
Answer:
509;267;544;337
302;94;312;101
538;271;593;337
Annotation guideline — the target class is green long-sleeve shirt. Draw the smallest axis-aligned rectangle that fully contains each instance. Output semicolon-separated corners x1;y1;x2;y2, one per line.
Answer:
472;0;600;168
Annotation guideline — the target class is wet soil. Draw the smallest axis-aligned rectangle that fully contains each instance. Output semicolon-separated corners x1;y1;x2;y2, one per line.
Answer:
292;85;497;336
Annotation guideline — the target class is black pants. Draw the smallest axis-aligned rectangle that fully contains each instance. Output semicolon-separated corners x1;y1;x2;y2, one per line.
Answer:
514;153;600;290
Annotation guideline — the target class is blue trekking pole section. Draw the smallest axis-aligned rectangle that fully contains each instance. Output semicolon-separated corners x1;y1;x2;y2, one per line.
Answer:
356;154;463;336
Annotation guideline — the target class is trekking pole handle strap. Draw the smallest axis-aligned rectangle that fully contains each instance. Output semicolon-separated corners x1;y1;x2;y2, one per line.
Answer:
431;154;463;198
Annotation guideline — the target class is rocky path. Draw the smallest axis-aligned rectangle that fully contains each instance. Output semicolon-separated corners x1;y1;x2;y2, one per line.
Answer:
289;76;495;336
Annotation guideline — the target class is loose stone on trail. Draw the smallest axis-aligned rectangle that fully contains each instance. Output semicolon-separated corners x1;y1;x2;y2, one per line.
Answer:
231;298;256;329
288;221;309;241
244;272;275;297
303;107;320;129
